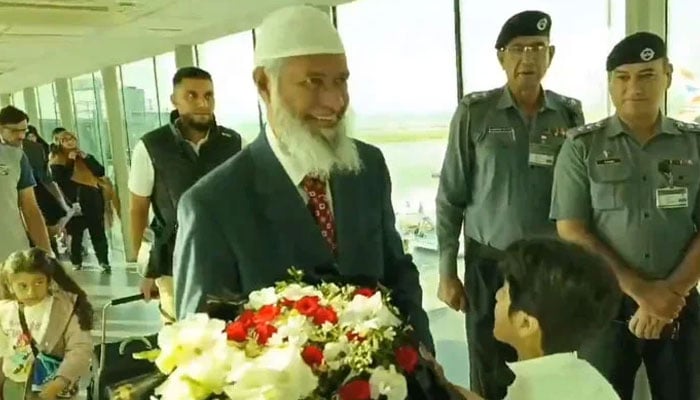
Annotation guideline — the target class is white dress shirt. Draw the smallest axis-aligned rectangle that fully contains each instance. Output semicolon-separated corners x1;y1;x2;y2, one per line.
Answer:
265;127;334;214
505;352;620;400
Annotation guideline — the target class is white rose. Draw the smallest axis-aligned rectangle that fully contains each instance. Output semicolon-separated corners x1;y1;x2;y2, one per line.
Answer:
280;283;323;301
339;292;400;330
268;315;311;347
369;365;408;400
226;346;318;400
323;338;349;362
177;340;239;392
247;287;279;310
155;314;227;374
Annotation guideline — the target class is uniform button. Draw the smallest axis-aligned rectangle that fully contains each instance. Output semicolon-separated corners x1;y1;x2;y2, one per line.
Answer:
644;253;650;259
642;175;647;181
643;212;650;218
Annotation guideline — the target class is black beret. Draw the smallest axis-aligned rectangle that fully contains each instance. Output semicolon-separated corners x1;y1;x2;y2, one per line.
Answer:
495;11;552;49
606;32;666;71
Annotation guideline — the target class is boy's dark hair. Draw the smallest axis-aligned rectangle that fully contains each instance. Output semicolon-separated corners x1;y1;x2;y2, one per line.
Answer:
52;127;66;136
0;106;28;125
499;238;622;354
1;248;94;330
172;67;212;87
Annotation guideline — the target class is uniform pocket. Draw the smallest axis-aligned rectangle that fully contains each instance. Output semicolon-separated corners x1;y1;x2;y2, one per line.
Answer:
589;161;632;210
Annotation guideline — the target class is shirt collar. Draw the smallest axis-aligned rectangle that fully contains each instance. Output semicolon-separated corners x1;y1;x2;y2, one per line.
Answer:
606;113;679;138
265;125;308;187
507;352;579;378
169;118;210;153
496;85;557;111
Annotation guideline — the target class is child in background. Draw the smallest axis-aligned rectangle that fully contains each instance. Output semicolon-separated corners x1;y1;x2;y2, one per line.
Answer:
429;238;622;400
0;248;93;399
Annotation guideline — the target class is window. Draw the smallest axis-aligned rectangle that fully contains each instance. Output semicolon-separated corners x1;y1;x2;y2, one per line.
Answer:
337;0;457;212
667;0;700;123
36;83;60;137
155;52;177;124
11;91;25;112
71;73;109;165
460;0;625;123
197;32;262;141
120;58;161;150
336;0;463;384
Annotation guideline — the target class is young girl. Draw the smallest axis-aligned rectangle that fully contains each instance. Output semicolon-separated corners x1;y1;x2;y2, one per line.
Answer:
0;248;93;400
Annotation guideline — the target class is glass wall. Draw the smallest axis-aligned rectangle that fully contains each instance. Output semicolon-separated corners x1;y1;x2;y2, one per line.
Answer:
460;0;626;123
36;83;61;136
11;91;25;113
196;32;262;141
120;58;163;151
336;0;463;384
155;52;177;123
337;0;457;225
667;0;700;123
71;73;109;165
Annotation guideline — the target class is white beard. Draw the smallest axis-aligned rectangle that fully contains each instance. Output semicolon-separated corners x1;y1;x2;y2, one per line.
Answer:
269;91;362;180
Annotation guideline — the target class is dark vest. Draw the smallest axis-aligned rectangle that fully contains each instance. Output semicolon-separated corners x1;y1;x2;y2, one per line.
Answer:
141;122;242;277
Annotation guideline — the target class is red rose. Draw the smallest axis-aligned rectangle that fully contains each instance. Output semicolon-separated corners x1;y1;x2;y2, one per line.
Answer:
254;304;280;324
313;306;338;325
346;332;365;342
395;345;419;374
338;379;371;400
225;321;248;342
255;323;278;345
354;288;376;298
295;296;320;316
301;345;324;368
281;298;296;309
238;310;256;329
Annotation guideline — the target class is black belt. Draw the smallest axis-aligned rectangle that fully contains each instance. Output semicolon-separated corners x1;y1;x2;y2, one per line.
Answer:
465;238;505;261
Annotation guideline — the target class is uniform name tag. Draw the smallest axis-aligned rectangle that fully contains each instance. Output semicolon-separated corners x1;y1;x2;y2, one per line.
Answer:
0;163;8;176
596;158;622;165
529;143;557;167
656;187;689;209
487;127;515;140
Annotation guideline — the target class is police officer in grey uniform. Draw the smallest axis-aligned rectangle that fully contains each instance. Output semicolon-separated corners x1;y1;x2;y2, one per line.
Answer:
436;10;584;400
551;32;700;400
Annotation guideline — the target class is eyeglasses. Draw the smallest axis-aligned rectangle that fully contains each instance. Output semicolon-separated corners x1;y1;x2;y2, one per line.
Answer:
501;44;550;56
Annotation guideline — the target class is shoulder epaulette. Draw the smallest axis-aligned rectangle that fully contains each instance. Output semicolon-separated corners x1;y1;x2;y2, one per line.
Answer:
462;88;499;105
673;120;700;133
568;120;606;139
557;93;582;110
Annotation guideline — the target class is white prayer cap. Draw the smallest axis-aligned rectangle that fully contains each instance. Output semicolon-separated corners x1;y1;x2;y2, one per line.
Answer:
254;5;345;67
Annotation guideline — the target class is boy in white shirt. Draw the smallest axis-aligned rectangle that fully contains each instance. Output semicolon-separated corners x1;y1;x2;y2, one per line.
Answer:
434;238;622;400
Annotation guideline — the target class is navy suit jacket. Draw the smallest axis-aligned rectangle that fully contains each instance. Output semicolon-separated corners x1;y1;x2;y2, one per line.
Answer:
173;134;434;351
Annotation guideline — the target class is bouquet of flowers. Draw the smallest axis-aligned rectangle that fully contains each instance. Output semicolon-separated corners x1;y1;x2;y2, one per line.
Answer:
145;268;437;400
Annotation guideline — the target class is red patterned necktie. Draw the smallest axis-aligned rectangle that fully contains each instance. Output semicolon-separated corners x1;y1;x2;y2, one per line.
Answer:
302;176;337;254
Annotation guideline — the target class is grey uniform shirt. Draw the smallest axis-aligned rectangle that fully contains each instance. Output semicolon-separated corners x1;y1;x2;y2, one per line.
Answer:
0;145;35;261
437;86;584;274
551;116;700;279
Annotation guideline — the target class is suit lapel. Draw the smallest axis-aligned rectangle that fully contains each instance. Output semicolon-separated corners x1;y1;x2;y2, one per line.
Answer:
249;135;334;271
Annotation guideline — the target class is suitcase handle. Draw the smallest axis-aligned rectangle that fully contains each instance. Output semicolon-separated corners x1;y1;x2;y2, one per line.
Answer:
96;292;148;395
109;293;145;306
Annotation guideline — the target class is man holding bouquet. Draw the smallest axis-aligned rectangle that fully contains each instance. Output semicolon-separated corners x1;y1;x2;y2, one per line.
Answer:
173;5;434;353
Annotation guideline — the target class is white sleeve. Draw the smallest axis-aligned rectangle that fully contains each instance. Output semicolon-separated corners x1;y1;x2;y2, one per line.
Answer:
128;140;155;197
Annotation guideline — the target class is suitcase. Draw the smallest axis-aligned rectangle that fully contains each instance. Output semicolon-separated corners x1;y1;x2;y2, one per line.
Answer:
86;294;162;400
